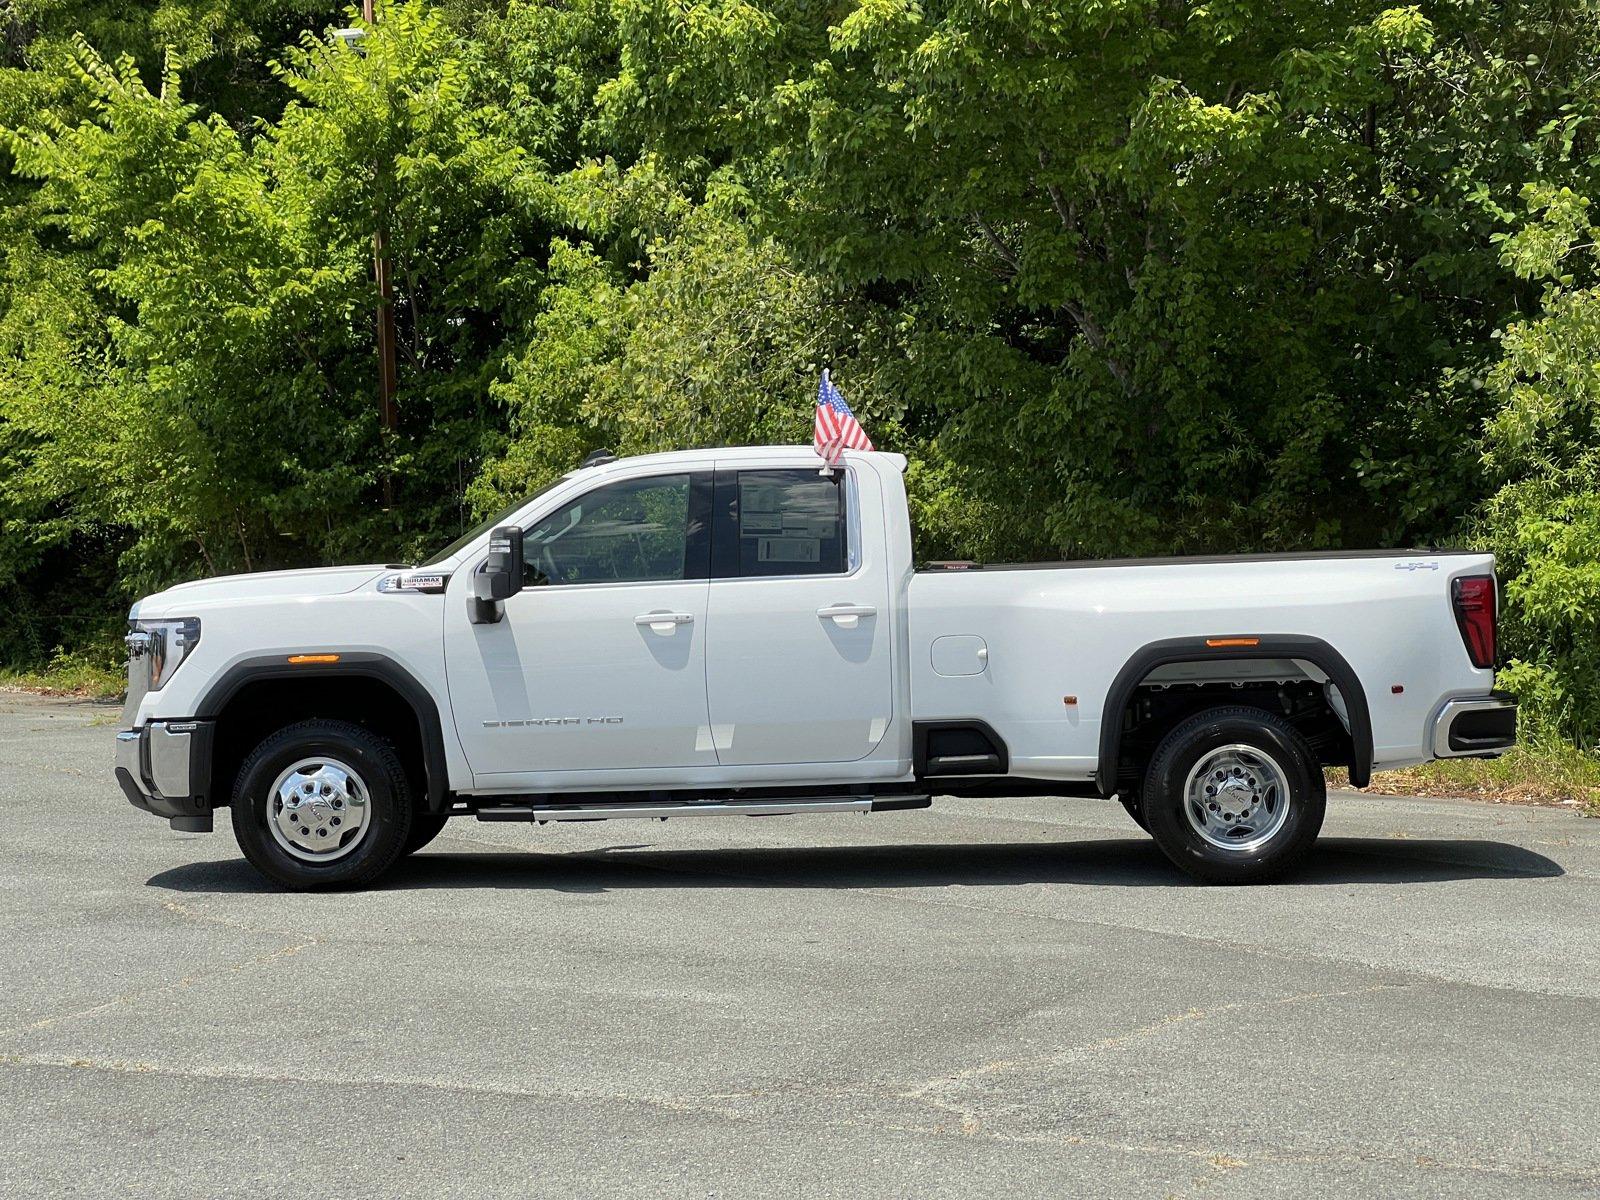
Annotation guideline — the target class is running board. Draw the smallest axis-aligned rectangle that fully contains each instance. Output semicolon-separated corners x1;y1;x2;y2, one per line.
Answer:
474;794;932;824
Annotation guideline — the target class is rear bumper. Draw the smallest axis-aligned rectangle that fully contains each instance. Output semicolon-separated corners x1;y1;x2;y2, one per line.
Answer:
1432;692;1517;759
114;720;216;832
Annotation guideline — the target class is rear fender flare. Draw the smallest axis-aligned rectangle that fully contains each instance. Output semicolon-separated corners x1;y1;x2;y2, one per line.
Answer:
1095;635;1372;795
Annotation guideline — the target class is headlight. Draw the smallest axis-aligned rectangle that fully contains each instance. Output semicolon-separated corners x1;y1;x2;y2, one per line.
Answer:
126;617;202;692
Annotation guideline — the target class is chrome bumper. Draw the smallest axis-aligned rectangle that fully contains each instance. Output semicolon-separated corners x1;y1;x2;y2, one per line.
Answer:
1432;693;1518;759
114;720;216;832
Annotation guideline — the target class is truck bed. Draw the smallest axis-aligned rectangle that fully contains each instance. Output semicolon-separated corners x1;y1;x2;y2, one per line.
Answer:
908;548;1497;781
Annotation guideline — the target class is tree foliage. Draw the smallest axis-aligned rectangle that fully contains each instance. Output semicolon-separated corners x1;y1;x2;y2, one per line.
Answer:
0;0;1597;744
1482;185;1600;745
606;0;1598;554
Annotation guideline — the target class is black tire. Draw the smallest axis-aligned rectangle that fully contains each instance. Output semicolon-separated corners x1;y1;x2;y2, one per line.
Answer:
230;719;414;890
403;811;451;856
1139;705;1325;884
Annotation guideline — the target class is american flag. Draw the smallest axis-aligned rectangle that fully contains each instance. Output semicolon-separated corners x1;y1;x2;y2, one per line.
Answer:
813;369;873;465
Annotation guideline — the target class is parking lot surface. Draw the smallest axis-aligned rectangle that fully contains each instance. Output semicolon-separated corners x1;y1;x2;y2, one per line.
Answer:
2;693;1598;1198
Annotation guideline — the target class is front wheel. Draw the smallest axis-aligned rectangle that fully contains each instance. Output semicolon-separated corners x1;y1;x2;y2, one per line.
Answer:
1139;706;1325;884
230;719;414;890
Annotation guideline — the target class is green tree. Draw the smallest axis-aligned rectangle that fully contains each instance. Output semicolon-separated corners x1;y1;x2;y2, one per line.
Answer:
1481;184;1600;745
605;0;1600;556
0;0;609;656
2;0;1600;745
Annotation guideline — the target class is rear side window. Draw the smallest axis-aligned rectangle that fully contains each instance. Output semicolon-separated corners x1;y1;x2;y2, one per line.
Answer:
715;469;848;577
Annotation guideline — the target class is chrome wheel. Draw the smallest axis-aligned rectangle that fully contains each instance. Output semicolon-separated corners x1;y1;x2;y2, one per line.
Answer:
267;757;372;863
1182;743;1291;853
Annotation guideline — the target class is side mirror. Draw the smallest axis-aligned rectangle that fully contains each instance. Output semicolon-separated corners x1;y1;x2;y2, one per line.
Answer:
471;526;523;624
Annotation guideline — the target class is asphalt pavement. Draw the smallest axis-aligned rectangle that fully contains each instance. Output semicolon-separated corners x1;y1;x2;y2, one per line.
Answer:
2;692;1597;1198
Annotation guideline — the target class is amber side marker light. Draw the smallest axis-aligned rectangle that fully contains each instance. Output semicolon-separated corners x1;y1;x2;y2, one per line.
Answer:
1205;637;1260;648
287;654;341;665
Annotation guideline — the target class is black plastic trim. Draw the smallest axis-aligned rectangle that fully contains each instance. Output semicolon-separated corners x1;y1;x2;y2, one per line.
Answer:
687;471;714;581
115;766;148;810
932;777;1104;799
914;719;1011;778
1096;635;1373;795
1447;694;1517;754
191;652;452;812
182;721;216;810
869;794;933;812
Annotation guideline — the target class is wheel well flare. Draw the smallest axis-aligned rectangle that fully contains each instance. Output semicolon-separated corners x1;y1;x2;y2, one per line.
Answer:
195;657;449;812
1096;636;1372;796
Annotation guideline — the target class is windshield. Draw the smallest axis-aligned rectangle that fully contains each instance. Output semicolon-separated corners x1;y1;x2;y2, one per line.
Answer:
419;476;570;567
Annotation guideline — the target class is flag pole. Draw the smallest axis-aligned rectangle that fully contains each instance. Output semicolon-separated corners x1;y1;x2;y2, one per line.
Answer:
818;367;835;477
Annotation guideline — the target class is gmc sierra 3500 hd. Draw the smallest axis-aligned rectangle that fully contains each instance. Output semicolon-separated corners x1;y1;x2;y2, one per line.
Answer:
115;446;1517;889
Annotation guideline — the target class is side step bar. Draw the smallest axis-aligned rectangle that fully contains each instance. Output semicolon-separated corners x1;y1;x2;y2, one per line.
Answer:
475;794;932;824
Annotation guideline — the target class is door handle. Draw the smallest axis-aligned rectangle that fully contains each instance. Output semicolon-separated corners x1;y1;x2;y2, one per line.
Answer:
636;611;694;633
817;603;876;629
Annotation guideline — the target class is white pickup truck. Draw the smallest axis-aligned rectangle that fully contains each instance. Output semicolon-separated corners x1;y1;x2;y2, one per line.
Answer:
115;445;1516;889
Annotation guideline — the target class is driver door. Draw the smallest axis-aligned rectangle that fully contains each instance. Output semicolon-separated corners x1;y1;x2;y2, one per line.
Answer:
444;470;717;788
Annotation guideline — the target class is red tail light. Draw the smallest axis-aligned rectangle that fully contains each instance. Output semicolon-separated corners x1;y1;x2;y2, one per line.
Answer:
1451;575;1497;669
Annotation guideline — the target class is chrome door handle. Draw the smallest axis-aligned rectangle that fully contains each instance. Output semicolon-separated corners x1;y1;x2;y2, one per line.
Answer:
817;604;876;629
636;611;694;632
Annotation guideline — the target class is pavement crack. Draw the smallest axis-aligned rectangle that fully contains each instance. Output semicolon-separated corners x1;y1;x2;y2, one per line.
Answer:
1;1053;1589;1186
904;982;1413;1098
0;934;316;1040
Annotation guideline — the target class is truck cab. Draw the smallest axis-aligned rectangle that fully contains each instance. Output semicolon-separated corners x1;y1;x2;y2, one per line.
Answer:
442;448;913;794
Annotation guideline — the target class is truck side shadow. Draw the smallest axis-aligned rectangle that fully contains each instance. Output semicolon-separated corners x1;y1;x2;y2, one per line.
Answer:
147;836;1564;895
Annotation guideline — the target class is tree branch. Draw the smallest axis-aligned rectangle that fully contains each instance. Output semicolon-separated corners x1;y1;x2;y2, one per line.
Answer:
976;190;1131;394
1036;149;1076;234
971;210;1021;274
232;510;254;573
1062;299;1132;392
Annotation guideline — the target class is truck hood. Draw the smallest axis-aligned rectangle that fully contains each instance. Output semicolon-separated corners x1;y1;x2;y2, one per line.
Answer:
131;564;390;619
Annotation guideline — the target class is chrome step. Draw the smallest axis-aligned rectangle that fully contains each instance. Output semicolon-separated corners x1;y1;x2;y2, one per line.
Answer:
474;794;931;824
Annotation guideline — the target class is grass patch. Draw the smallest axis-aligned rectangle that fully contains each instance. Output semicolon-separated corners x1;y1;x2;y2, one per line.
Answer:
1329;743;1600;814
0;649;125;700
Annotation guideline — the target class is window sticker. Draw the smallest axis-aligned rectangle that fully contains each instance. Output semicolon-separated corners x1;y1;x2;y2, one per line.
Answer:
741;484;785;513
739;510;784;534
782;514;837;539
757;536;821;564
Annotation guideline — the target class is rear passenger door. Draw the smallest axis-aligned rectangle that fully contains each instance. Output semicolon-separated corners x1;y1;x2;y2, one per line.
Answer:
703;465;894;766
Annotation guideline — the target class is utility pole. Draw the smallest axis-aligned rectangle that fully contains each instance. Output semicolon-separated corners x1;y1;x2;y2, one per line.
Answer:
364;0;398;504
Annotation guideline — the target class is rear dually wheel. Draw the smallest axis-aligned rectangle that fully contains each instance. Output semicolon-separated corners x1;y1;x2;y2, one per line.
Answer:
1139;705;1325;884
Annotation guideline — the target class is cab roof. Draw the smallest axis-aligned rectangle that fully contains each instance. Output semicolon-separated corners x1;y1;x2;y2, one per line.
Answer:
575;445;907;476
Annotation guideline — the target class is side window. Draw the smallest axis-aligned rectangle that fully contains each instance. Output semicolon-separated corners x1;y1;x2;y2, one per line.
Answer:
523;474;698;586
720;469;848;578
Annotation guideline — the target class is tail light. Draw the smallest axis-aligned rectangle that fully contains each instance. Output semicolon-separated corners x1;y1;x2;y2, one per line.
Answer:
1451;575;1497;669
